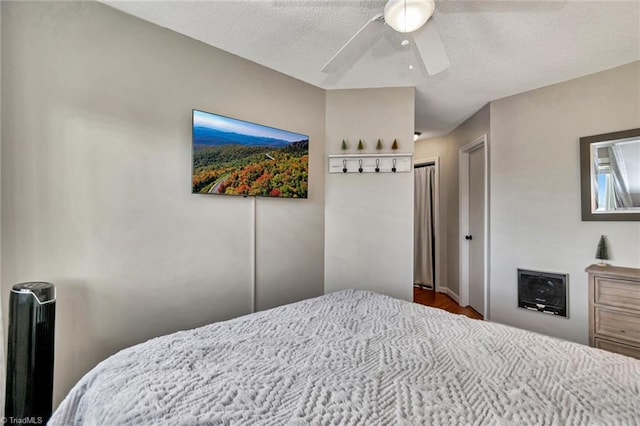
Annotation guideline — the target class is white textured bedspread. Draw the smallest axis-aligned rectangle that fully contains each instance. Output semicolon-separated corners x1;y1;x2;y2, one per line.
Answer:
50;290;640;425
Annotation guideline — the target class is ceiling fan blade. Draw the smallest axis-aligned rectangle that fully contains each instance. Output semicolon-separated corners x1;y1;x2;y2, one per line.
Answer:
321;13;384;73
435;1;565;14
412;19;450;76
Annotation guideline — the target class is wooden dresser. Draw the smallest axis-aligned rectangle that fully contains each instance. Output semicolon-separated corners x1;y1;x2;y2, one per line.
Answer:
587;264;640;359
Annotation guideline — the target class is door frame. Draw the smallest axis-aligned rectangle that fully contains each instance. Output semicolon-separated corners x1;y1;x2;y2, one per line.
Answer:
458;135;489;319
414;156;441;292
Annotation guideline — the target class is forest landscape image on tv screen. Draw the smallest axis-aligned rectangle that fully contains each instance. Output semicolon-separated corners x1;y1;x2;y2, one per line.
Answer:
192;109;309;198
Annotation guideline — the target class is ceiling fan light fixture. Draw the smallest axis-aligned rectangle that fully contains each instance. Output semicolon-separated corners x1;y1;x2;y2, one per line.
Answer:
384;0;435;33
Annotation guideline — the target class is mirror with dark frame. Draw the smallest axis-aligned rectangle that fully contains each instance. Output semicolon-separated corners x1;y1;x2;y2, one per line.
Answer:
580;128;640;221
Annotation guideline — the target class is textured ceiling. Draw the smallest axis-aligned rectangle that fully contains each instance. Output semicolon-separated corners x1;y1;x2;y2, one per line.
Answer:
104;0;640;138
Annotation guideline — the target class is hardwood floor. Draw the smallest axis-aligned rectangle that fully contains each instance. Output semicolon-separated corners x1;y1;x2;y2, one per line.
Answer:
413;287;483;320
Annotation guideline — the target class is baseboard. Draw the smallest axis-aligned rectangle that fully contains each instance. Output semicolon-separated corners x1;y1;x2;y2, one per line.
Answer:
413;283;434;290
438;287;460;304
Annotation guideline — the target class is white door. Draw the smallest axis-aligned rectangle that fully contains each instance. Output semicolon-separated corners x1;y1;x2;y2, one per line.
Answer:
467;146;485;315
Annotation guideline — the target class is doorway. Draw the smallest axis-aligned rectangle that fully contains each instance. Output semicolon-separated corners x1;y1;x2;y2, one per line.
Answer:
458;135;489;319
414;157;440;292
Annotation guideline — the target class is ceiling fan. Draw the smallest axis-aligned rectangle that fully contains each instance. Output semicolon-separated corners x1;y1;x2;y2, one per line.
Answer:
321;0;449;77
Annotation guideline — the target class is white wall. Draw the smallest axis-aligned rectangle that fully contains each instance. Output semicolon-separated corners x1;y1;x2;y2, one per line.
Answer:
414;104;490;298
324;88;414;301
490;61;640;344
0;1;4;415
1;1;325;405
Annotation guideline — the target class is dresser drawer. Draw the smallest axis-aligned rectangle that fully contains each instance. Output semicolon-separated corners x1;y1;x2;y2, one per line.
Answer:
594;338;640;359
595;307;640;345
595;277;640;311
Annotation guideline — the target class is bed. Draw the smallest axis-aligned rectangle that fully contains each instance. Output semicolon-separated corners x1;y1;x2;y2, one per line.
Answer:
50;289;640;425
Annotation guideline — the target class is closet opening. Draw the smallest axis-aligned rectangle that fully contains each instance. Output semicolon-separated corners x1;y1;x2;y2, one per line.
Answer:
414;159;438;291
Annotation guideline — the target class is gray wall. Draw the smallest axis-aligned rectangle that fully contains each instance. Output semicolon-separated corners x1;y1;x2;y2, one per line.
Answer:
414;104;490;298
418;61;640;344
1;1;325;405
490;61;640;344
324;88;415;301
0;2;3;414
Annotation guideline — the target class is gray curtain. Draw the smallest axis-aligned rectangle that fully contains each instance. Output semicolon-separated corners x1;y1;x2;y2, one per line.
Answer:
414;166;435;288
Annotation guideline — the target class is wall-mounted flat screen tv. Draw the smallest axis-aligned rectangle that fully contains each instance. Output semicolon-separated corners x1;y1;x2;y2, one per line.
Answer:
192;109;309;198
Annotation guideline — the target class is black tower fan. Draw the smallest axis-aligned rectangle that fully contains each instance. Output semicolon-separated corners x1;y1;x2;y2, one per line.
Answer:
5;282;56;422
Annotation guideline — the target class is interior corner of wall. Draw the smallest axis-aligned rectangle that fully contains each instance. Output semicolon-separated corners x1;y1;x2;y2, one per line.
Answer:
0;2;6;418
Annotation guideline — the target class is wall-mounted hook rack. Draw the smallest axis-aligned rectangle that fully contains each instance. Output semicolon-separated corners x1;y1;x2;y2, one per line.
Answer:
328;153;412;174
